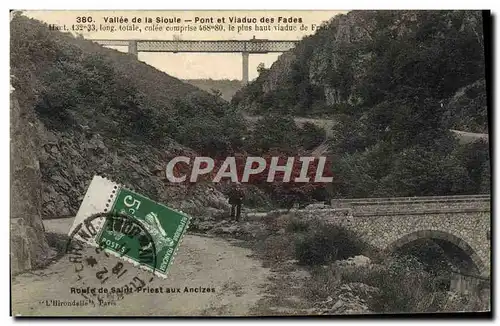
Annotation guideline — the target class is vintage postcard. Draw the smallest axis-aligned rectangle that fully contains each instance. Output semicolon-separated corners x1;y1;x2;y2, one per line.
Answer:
10;9;491;317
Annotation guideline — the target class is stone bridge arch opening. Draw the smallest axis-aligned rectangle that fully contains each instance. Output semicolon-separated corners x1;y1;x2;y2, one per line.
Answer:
386;230;485;292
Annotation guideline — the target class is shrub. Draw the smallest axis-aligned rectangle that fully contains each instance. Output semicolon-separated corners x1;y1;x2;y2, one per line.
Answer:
298;122;326;150
339;254;459;313
241;185;272;209
285;217;310;233
294;222;366;265
441;286;490;312
246;114;301;154
257;234;296;262
301;252;491;313
366;256;437;312
303;265;342;301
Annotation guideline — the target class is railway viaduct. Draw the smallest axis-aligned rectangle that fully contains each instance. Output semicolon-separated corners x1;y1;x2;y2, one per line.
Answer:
92;39;298;84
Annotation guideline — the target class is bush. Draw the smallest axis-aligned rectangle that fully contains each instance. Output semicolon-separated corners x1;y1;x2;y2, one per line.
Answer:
241;185;272;209
303;265;342;301
257;234;296;262
285;217;310;233
298;122;326;150
365;256;440;312
299;252;491;313
294;221;366;265
246;114;301;154
339;254;460;313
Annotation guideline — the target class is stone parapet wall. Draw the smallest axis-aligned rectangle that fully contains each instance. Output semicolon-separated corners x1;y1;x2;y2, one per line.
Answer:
245;205;490;276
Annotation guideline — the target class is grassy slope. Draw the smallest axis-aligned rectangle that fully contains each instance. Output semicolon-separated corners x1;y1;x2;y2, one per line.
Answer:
10;14;246;155
10;15;219;125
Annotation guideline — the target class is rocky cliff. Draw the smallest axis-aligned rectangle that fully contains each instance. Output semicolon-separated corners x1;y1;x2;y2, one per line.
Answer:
37;128;227;218
10;84;50;274
232;10;486;125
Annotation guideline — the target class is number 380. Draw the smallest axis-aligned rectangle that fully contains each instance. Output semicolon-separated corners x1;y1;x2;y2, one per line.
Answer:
76;16;93;23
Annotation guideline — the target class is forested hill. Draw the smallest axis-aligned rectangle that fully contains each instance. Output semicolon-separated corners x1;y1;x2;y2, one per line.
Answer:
11;14;247;156
232;11;490;198
232;10;487;133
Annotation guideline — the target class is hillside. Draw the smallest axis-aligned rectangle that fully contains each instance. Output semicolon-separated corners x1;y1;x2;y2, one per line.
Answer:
184;79;243;102
233;11;487;128
10;14;246;220
232;10;490;198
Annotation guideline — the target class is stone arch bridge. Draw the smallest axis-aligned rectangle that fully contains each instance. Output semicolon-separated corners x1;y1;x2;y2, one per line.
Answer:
251;194;491;291
329;195;490;274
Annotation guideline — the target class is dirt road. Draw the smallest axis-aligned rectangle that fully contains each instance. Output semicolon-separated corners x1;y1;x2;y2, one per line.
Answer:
243;114;336;138
11;218;271;316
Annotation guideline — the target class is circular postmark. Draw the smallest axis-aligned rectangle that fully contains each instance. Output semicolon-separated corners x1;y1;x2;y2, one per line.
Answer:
65;212;159;306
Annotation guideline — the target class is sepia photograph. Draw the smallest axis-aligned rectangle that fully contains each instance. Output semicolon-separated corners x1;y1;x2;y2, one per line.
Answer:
9;9;491;317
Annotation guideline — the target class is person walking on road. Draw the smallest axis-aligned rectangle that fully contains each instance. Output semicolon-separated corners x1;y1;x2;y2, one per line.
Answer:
228;183;244;221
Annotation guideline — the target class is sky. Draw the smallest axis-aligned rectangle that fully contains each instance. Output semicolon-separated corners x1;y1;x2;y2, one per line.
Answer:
24;10;345;81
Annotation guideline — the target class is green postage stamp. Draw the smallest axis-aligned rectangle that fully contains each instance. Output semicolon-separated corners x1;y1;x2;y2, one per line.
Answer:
68;175;191;278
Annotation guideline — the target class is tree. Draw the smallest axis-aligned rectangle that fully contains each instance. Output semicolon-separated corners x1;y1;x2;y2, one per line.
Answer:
247;114;300;154
210;88;223;98
257;62;267;75
381;146;471;196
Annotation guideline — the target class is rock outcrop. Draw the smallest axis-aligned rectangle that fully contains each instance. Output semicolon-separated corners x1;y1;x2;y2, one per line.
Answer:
10;86;51;274
234;10;486;120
